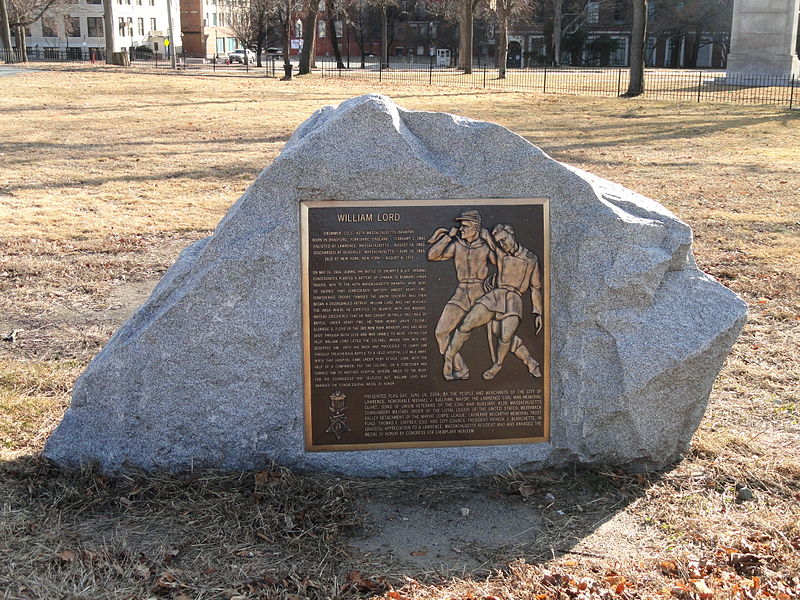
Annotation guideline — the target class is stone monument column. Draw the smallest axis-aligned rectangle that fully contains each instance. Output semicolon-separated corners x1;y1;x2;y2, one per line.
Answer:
726;0;800;78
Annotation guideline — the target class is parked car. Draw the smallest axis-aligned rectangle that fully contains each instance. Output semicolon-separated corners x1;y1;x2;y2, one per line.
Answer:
227;49;256;64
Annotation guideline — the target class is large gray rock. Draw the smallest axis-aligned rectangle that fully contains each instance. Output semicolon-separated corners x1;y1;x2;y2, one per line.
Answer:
44;94;746;476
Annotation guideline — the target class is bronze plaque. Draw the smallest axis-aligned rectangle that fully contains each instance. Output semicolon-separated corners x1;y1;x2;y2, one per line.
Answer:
301;199;550;451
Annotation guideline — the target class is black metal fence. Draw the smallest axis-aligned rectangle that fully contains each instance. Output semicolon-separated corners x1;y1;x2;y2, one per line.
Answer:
3;47;797;109
318;56;799;109
1;47;106;63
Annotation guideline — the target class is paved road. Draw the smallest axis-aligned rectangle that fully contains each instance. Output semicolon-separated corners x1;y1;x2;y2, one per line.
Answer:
0;65;28;77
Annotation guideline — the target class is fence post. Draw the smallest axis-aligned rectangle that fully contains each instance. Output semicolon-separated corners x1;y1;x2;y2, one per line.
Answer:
429;54;433;85
379;58;382;82
697;71;702;102
790;74;796;110
617;68;622;96
543;65;547;93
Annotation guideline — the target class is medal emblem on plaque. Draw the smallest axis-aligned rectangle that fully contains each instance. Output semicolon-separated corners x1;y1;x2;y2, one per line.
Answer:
325;391;351;440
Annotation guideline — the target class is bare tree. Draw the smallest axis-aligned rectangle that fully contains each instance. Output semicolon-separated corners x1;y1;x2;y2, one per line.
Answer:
298;0;317;73
488;0;531;78
369;0;397;68
458;0;480;73
539;0;610;66
102;0;114;63
274;0;292;77
343;0;373;68
6;0;61;61
1;0;14;57
224;0;271;65
324;0;344;68
648;0;731;68
625;0;645;95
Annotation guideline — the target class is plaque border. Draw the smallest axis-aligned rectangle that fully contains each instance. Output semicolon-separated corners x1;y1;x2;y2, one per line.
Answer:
300;198;551;452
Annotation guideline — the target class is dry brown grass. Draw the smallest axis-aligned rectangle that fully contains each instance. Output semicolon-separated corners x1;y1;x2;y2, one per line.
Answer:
0;68;798;599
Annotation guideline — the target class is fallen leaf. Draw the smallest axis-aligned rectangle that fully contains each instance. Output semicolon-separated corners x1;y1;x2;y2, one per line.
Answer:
57;550;76;563
410;550;428;556
692;579;714;599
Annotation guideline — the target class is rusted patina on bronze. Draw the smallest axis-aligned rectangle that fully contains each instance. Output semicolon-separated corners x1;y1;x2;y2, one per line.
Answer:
301;199;550;452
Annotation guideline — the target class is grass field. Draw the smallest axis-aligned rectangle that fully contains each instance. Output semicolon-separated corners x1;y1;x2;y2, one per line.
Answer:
0;69;798;599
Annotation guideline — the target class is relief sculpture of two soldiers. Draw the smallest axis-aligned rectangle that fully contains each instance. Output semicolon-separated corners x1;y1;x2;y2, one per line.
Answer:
427;211;544;382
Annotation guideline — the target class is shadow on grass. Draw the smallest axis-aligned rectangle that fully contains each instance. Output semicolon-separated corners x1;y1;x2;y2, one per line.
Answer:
0;453;669;597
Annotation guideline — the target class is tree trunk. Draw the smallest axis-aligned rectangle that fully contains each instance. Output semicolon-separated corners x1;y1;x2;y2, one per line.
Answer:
13;24;26;61
281;0;292;79
324;0;344;69
102;0;114;63
380;4;388;68
496;3;508;78
552;0;562;66
298;7;317;74
625;0;646;96
0;0;13;59
459;0;473;73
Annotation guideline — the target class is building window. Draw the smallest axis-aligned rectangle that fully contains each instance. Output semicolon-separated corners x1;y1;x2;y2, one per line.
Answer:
86;0;101;4
216;38;224;54
647;1;656;22
153;42;159;51
138;17;144;35
612;0;625;22
118;17;126;35
150;17;157;31
65;16;81;37
87;16;103;37
211;12;217;25
149;0;155;5
334;20;342;38
645;37;655;65
610;36;627;65
587;1;599;24
42;17;58;37
318;20;325;38
294;19;302;38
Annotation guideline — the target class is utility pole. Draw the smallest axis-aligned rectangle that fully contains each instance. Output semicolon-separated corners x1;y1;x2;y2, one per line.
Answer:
166;0;176;69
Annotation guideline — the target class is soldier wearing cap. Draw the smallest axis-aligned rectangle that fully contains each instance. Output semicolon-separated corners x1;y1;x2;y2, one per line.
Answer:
427;210;494;380
444;223;543;381
428;211;540;381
